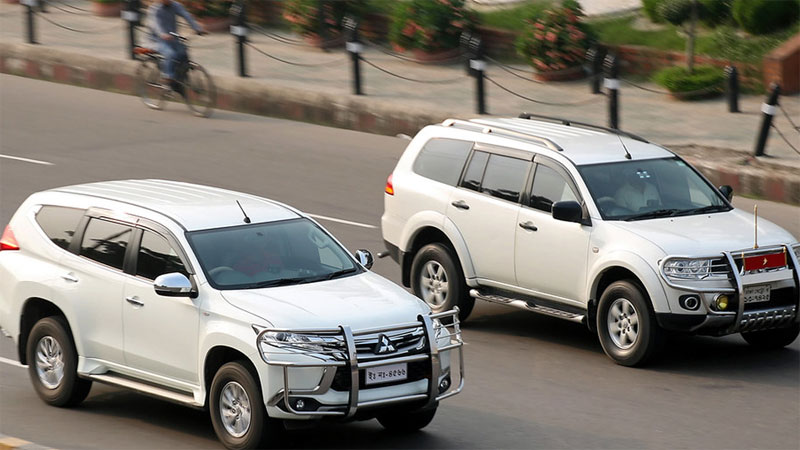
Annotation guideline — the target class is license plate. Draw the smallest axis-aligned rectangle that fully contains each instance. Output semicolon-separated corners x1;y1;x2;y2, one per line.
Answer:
744;285;771;304
365;363;408;386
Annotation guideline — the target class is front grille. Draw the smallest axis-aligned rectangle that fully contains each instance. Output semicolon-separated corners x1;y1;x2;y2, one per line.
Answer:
330;360;430;391
739;305;797;332
744;287;795;311
354;327;425;358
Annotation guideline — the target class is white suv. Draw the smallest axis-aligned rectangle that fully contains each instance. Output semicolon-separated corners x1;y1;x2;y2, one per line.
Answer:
0;180;463;449
381;115;799;366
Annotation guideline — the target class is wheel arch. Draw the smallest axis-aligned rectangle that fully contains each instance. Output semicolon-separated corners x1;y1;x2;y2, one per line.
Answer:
18;297;72;366
401;224;472;288
203;345;261;407
588;257;670;321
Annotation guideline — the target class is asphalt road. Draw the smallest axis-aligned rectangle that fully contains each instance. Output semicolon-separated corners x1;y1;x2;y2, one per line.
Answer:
1;75;798;450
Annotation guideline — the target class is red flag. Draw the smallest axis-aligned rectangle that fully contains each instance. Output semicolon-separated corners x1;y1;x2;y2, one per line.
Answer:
743;252;787;271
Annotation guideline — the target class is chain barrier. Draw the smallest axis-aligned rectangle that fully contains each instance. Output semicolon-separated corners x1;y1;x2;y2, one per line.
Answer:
770;123;800;156
619;77;724;97
361;37;465;65
50;0;92;13
35;11;120;33
485;56;544;84
245;42;346;67
778;104;800;132
48;3;91;15
484;75;603;107
360;57;468;84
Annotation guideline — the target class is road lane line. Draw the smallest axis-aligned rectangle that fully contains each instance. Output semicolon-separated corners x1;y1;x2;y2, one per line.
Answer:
0;356;25;368
307;214;377;229
0;154;54;166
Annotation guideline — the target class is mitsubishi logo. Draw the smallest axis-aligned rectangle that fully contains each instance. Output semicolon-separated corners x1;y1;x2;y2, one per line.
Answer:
374;334;396;355
763;257;768;266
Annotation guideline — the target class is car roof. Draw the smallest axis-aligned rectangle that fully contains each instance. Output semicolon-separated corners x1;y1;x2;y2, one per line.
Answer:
441;117;674;165
50;179;300;231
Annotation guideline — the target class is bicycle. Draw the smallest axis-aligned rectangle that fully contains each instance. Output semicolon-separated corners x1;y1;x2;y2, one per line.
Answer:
134;33;216;118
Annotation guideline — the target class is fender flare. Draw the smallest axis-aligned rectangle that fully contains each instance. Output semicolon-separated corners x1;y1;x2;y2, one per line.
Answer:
399;211;476;280
587;252;670;314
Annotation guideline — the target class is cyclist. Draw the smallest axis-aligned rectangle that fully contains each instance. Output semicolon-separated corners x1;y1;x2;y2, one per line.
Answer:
147;0;206;95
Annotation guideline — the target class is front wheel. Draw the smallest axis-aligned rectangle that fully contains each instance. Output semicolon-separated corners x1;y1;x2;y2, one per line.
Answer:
183;62;216;118
596;280;662;367
377;404;437;432
742;323;800;349
136;57;166;111
410;243;474;322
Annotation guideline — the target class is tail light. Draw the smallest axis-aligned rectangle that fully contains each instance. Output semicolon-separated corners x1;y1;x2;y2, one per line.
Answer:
385;174;395;196
0;225;19;251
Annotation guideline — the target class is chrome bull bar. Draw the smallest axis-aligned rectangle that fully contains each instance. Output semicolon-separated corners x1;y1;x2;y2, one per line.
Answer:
256;308;464;418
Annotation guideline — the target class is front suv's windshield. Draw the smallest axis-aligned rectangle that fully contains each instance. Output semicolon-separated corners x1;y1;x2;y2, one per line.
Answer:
578;157;731;221
187;218;360;290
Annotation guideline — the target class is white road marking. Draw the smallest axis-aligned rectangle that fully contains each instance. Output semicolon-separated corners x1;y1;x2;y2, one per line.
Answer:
0;356;25;368
307;214;377;229
0;154;54;166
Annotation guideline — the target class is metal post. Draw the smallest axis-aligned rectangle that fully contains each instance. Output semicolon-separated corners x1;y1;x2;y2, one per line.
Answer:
725;65;739;113
467;35;486;115
585;46;604;95
316;0;327;50
22;0;37;44
604;53;619;129
122;0;141;60
230;0;248;77
344;17;362;95
753;83;780;157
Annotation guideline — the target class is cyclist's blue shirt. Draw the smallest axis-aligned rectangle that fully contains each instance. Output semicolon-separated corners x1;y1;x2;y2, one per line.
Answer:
147;1;200;43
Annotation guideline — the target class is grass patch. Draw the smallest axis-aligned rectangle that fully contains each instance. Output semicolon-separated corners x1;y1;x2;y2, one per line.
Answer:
475;0;553;30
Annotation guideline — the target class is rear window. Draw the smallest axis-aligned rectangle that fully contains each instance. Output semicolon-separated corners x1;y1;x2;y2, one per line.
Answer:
412;138;473;186
35;206;85;250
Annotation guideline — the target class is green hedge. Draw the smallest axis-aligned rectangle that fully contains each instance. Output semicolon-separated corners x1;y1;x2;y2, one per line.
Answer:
653;65;725;99
732;0;800;35
642;0;665;22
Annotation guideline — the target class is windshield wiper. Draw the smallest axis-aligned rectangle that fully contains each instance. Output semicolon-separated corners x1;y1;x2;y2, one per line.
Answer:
672;204;731;216
322;267;358;281
250;277;308;288
624;209;682;221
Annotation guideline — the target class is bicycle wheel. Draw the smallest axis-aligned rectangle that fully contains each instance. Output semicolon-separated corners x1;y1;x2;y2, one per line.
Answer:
136;57;166;111
183;62;216;118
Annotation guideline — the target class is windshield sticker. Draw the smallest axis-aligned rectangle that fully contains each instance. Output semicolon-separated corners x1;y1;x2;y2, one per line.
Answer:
636;170;651;179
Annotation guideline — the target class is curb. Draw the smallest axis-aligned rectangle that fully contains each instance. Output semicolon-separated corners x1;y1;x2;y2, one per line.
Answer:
1;42;798;205
0;434;54;450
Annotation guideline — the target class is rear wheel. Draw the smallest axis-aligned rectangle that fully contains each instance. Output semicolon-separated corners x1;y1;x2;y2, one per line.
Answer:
742;324;800;349
26;317;92;407
377;404;437;432
411;243;474;322
597;280;662;367
183;62;216;118
136;57;166;111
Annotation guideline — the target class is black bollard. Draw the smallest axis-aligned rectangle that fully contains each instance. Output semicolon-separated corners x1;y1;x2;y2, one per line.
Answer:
344;17;363;95
316;0;328;51
604;53;620;129
22;0;37;44
122;0;141;60
725;65;739;113
467;35;486;115
585;46;605;95
753;83;780;157
230;0;248;77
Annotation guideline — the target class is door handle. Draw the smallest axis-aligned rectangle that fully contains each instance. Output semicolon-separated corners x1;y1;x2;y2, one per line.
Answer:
451;200;470;210
61;273;79;283
519;221;538;232
125;296;145;307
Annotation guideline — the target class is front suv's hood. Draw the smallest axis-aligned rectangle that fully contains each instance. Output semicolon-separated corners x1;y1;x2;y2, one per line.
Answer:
220;271;431;330
612;208;797;256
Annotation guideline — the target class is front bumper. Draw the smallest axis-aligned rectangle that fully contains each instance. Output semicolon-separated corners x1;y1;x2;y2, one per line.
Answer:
256;309;464;419
658;244;800;335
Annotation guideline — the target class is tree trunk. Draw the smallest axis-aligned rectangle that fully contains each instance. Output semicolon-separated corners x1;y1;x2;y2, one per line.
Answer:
686;0;698;73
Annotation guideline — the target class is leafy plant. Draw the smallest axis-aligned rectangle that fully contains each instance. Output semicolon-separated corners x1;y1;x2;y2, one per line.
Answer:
657;0;703;72
282;0;368;38
516;0;592;72
642;0;666;22
732;0;800;35
182;0;233;18
698;0;732;26
388;0;476;52
653;65;724;99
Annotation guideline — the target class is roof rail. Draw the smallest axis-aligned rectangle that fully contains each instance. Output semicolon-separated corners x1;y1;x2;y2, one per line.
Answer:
441;118;563;151
517;112;649;143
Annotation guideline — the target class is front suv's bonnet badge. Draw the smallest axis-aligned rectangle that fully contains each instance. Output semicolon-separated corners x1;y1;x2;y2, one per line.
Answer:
374;334;396;354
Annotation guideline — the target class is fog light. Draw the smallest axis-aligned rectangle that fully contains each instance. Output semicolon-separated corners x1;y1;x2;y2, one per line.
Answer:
295;399;305;410
715;294;729;311
679;295;700;311
438;375;451;394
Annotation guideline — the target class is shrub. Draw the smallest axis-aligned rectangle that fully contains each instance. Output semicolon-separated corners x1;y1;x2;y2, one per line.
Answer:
388;0;475;52
699;0;732;26
642;0;666;23
516;0;593;72
283;0;368;38
653;65;725;99
657;0;694;25
182;0;233;18
732;0;800;35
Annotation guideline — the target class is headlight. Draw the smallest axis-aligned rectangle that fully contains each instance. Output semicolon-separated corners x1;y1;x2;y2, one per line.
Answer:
258;331;344;359
793;244;800;260
663;258;712;280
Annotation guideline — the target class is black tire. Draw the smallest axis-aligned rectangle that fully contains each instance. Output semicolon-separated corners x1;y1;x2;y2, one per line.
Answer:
377;404;437;432
183;62;216;118
26;316;92;407
209;361;276;450
596;280;662;367
742;323;800;349
136;57;166;111
410;243;474;322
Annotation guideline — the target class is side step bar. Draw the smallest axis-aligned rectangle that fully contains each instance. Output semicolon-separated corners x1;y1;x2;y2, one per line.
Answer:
87;373;202;408
470;289;586;324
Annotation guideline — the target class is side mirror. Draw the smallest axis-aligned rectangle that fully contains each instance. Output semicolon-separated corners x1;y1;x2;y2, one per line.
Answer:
154;272;197;298
354;249;374;270
552;201;586;224
718;185;733;202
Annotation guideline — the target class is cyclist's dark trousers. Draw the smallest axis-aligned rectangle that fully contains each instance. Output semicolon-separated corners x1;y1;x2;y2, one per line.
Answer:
157;40;187;80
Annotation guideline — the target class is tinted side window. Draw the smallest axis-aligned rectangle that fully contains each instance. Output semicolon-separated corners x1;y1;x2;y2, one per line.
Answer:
137;230;187;280
461;151;489;192
35;206;85;250
530;165;578;212
412;139;473;186
481;154;529;203
80;219;133;270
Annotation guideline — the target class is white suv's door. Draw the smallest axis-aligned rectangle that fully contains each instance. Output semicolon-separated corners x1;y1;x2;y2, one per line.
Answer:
122;228;199;383
447;149;532;285
515;158;591;305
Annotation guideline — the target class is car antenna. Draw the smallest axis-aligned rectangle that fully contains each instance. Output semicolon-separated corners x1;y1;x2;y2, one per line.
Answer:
236;200;251;224
616;133;632;160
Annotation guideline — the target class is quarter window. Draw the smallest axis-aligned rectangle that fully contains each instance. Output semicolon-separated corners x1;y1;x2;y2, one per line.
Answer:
35;206;85;250
530;164;578;212
80;219;133;270
412;138;473;186
480;154;529;202
136;230;187;280
461;151;489;192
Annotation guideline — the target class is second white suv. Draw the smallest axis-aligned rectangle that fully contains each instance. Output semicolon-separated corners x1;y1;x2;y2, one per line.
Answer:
382;115;800;366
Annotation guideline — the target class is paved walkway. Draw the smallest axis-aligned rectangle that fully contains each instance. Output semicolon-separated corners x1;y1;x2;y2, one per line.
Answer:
1;0;799;164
